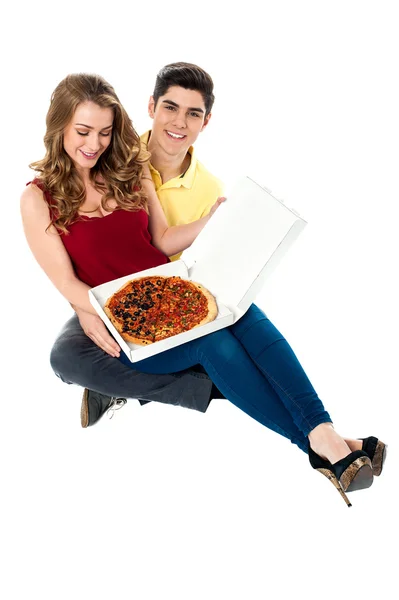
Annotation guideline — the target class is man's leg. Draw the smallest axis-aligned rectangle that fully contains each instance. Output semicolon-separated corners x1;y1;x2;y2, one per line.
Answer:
50;315;214;425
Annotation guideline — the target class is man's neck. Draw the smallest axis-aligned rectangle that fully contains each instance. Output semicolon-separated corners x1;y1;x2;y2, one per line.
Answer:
148;137;191;184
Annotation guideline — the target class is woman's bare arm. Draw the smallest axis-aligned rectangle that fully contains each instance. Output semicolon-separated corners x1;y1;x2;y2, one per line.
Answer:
20;184;97;315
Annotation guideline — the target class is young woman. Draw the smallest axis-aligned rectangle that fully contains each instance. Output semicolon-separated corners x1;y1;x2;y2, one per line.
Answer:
21;73;385;507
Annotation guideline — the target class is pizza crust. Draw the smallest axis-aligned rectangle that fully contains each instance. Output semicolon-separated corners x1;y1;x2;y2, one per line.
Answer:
120;333;153;346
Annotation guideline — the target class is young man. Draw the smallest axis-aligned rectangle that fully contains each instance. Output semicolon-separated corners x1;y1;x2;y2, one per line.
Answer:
50;62;226;427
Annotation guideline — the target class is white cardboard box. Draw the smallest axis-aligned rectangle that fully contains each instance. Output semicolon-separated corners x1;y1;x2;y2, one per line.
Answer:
89;176;307;362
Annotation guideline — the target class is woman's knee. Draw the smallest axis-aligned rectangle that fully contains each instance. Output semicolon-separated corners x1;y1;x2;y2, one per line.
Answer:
231;305;284;347
195;328;242;363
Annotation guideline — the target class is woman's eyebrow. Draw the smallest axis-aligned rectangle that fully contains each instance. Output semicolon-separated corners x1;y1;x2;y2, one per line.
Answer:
75;123;113;130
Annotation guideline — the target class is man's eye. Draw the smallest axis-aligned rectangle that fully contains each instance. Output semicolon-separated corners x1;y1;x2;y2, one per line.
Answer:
77;131;89;136
165;105;176;111
189;112;201;118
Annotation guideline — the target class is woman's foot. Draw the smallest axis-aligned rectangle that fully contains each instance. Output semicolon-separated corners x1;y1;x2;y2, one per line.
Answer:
308;424;375;507
308;423;353;464
309;427;387;477
344;438;363;452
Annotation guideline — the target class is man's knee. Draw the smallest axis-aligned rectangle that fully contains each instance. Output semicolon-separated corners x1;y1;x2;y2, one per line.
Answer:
49;335;83;381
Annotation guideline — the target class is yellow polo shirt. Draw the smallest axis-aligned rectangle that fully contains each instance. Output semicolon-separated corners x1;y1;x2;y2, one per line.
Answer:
141;131;224;260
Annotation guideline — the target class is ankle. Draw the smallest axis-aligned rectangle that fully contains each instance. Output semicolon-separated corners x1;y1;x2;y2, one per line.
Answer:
308;422;334;453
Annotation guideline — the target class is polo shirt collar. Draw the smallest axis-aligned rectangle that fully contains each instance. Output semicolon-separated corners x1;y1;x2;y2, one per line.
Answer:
141;130;197;190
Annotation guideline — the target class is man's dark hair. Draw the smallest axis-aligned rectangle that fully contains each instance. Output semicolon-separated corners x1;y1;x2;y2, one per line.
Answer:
153;62;215;116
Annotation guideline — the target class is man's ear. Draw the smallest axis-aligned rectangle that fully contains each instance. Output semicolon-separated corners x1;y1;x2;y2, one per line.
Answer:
148;96;156;119
201;112;212;132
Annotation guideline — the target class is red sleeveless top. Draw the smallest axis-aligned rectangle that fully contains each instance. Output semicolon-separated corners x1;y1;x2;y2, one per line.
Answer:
30;180;169;288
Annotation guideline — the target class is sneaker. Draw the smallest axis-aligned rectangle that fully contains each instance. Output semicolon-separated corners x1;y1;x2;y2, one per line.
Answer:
80;388;127;428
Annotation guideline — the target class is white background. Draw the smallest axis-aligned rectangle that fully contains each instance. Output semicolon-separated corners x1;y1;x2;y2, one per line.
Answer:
1;1;398;598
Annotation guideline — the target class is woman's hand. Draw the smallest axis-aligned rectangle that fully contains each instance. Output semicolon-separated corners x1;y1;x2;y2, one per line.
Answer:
75;307;121;357
208;196;226;218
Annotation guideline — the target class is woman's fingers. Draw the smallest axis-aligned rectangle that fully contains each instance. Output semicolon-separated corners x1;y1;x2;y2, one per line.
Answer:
89;332;121;357
86;320;121;357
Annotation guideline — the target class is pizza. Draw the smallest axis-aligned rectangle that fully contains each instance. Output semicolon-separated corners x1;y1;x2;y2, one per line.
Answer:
104;275;218;345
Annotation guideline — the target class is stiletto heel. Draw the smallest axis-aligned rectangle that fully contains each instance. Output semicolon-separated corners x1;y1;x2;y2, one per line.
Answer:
360;437;387;476
316;466;352;507
308;447;373;507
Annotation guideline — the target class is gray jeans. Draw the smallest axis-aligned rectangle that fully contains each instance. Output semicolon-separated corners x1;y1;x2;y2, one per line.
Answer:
50;314;216;412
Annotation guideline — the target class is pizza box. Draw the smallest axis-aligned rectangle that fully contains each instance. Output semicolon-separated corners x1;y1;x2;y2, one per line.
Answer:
89;176;307;362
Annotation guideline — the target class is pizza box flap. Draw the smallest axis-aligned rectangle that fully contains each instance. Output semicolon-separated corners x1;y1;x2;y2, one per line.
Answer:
180;176;307;311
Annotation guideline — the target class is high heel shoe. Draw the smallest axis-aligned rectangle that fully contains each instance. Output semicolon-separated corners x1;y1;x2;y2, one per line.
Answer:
308;446;373;507
360;437;387;476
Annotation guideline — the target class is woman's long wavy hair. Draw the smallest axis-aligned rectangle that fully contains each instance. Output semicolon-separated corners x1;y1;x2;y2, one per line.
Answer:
30;73;150;233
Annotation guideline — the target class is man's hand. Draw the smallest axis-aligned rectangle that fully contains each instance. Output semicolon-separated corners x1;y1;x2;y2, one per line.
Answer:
208;196;226;218
75;307;121;357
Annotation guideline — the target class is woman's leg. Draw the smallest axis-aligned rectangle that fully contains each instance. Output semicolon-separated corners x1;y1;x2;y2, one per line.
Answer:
120;329;310;452
229;304;332;437
228;306;357;464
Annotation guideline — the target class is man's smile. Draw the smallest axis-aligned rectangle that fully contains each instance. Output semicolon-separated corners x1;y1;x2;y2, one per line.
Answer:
165;130;186;140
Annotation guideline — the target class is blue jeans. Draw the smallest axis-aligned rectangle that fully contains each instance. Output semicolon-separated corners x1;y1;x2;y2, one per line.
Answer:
119;305;332;452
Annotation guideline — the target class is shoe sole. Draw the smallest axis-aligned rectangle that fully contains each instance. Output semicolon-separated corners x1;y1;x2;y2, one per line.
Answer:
344;462;374;493
80;389;89;428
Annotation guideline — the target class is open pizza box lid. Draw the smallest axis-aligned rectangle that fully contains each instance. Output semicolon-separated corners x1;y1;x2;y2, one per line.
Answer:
89;176;307;362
